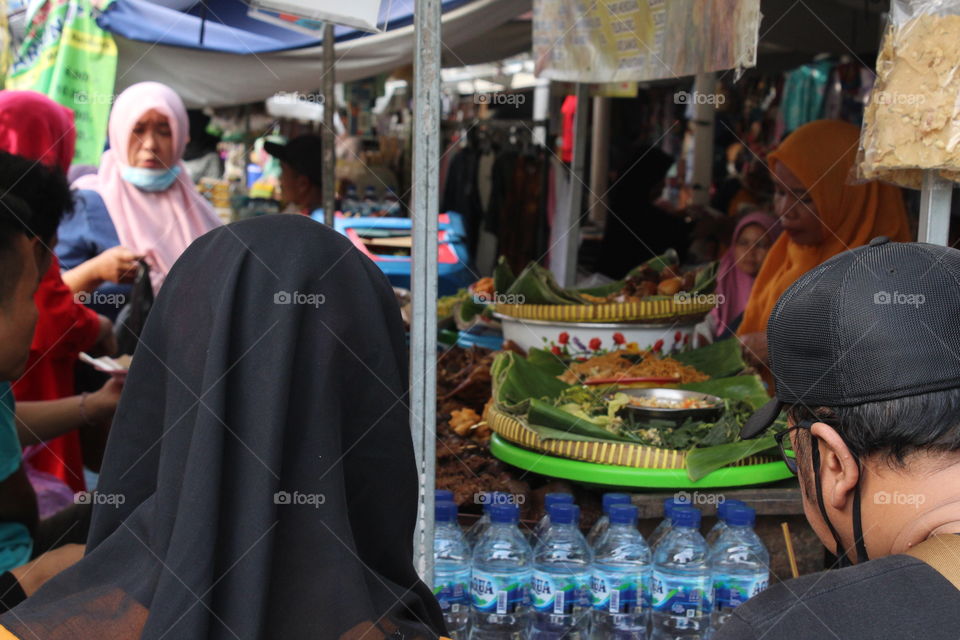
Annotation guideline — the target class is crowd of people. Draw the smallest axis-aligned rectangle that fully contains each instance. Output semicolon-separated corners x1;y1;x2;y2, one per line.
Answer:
0;82;445;638
0;71;958;639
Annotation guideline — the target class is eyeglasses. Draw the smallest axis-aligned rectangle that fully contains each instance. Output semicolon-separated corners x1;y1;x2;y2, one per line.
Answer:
773;419;814;475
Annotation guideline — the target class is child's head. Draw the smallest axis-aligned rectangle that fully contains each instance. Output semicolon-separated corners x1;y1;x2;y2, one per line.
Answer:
0;151;73;380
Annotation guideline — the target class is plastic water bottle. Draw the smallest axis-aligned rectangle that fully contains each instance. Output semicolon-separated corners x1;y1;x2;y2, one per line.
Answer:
341;185;360;216
647;498;682;551
587;493;632;547
530;503;592;639
437;489;455;503
590;504;652;639
362;185;379;216
470;503;532;640
709;505;769;632
531;493;574;545
466;492;508;549
650;507;711;639
383;186;402;216
434;501;471;639
704;500;746;548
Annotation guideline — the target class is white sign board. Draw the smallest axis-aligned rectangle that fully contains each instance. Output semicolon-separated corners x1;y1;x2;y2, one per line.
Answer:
247;0;382;32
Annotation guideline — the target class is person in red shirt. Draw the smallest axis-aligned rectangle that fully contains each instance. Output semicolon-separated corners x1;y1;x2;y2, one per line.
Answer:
0;91;118;492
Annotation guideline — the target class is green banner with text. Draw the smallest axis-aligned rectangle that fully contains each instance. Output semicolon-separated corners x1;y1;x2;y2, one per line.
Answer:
9;0;117;166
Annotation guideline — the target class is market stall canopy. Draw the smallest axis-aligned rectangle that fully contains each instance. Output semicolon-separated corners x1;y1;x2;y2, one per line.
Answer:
97;0;473;53
103;0;531;107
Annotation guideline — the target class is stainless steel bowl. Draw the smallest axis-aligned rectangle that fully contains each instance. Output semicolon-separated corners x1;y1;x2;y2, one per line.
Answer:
616;388;725;422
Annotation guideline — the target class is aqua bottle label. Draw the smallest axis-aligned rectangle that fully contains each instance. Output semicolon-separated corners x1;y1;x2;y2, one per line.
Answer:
433;568;471;612
651;572;713;618
713;572;769;610
530;571;589;615
471;571;530;615
590;570;649;614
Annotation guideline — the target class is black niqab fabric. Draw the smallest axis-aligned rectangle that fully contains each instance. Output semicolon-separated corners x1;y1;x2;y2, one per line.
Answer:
1;215;446;639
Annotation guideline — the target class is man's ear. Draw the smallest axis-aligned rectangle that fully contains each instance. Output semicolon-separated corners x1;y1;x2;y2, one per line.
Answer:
811;421;860;510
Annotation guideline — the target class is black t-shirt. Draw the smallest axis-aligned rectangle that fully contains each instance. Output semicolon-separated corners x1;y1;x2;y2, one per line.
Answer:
714;553;960;639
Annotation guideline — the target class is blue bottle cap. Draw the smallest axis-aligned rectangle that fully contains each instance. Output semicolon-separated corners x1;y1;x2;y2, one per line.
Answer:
548;503;580;525
608;503;638;525
671;506;701;529
602;493;631;514
435;500;458;523
435;489;454;503
718;499;746;522
726;505;756;527
482;492;509;513
663;497;685;518
489;503;520;524
544;493;574;510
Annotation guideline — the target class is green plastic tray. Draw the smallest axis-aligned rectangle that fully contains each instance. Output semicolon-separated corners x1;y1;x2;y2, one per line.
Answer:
489;434;793;489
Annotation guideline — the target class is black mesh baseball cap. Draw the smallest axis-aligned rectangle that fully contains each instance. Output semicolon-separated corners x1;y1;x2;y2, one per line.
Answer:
264;135;323;187
741;237;960;439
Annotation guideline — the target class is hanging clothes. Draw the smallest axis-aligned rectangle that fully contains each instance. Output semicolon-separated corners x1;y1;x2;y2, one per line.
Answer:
780;60;834;134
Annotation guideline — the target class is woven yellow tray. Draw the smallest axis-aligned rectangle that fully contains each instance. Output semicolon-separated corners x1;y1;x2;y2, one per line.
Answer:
484;404;776;470
494;299;716;323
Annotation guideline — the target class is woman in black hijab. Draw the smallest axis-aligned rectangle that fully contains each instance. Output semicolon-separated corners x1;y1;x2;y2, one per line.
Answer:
0;215;447;639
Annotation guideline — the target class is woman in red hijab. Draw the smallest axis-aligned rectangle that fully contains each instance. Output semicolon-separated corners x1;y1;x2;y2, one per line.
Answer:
0;90;117;495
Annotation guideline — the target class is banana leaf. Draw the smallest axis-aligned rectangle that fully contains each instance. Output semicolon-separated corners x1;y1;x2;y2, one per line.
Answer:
491;351;570;413
504;263;585;305
523;422;623;443
526;347;568;377
691;261;718;294
575;281;624;297
528;398;639;443
626;249;679;277
686;436;780;482
493;256;516;294
673;338;746;378
456;295;486;325
678;374;769;410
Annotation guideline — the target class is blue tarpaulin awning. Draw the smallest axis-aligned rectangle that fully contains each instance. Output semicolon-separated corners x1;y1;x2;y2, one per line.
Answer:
97;0;471;54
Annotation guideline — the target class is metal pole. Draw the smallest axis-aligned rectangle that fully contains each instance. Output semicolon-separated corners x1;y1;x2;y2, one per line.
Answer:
411;0;440;584
691;73;716;207
918;171;952;245
532;77;551;147
322;22;336;226
588;95;610;225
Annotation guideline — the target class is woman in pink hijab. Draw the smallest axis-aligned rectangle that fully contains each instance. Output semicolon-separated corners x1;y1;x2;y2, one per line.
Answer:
708;210;782;339
72;82;222;293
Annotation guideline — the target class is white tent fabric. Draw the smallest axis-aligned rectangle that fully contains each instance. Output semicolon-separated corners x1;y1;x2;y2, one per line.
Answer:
113;0;532;108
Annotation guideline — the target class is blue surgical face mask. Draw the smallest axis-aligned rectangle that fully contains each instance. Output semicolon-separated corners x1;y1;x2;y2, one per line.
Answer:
121;165;181;192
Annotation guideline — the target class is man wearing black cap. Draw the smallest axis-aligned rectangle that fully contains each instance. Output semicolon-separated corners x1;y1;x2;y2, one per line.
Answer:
264;135;324;219
716;236;960;639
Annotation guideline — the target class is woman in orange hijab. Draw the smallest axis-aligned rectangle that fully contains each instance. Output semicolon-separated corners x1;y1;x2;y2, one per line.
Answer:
738;120;911;369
